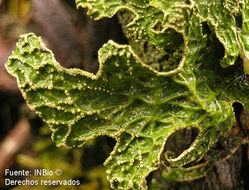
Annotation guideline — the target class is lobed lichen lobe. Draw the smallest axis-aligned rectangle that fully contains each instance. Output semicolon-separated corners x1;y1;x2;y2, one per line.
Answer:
5;0;249;189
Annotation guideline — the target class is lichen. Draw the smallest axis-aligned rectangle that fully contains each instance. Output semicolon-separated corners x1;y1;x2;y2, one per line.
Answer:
5;0;249;189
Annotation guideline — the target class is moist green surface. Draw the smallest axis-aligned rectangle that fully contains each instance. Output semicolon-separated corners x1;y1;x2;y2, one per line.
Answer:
5;0;249;189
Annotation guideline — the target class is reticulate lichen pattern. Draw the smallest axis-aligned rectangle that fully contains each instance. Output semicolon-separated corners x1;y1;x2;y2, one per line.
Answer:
5;0;249;189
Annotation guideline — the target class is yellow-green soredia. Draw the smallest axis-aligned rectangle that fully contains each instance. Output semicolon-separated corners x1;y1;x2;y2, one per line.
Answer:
5;0;249;189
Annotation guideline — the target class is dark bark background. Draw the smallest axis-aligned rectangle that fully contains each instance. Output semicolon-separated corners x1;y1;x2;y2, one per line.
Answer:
0;0;248;189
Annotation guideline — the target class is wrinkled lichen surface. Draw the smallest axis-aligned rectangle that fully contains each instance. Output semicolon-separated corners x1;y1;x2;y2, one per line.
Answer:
5;0;249;189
